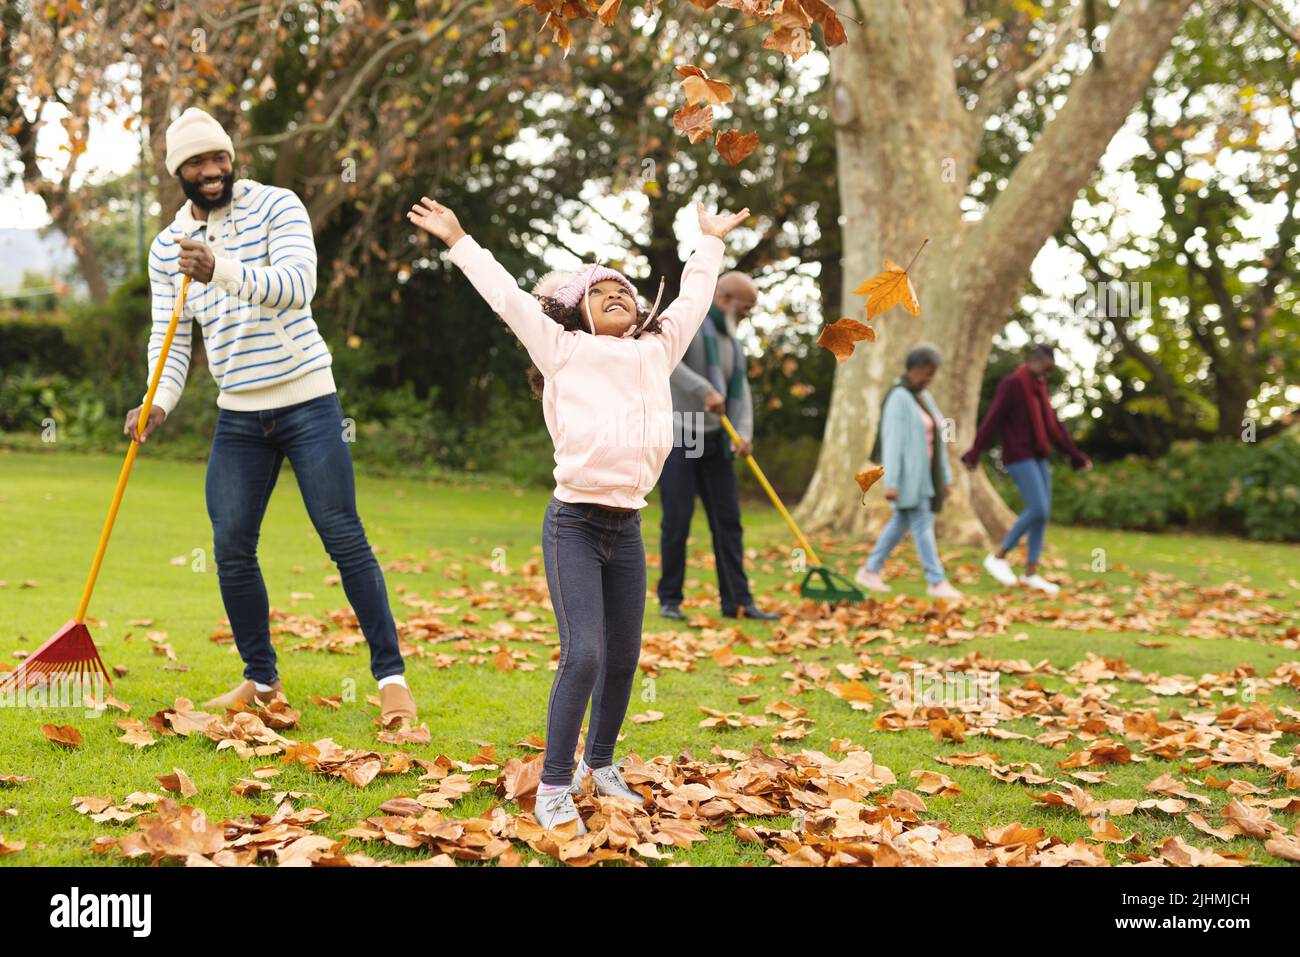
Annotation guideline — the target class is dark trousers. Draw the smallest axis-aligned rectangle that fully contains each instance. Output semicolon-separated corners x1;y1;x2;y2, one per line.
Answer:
656;431;753;613
204;393;405;685
540;498;645;786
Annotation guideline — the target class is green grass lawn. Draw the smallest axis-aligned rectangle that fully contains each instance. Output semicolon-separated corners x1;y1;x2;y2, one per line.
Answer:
1;447;1297;866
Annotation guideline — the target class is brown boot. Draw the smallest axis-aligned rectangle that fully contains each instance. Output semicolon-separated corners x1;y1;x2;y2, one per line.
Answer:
379;682;418;728
204;679;285;710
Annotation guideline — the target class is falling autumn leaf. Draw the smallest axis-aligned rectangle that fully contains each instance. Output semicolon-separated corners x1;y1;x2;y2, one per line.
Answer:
854;466;885;502
715;128;760;166
596;0;622;27
677;64;734;106
816;317;876;363
854;240;928;320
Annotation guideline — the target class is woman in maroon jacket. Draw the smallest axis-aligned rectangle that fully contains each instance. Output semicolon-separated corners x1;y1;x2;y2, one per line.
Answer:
961;345;1091;594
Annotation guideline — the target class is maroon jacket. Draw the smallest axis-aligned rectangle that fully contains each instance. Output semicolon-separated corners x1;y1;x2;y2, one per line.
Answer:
962;372;1090;470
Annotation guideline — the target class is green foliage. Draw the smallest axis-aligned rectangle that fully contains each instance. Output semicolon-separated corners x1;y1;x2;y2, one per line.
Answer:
0;313;80;373
62;271;153;380
1061;4;1299;453
997;429;1300;541
736;434;820;504
0;369;104;437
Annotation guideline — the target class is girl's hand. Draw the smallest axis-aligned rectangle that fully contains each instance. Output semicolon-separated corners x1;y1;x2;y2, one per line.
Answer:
697;202;750;240
407;196;467;247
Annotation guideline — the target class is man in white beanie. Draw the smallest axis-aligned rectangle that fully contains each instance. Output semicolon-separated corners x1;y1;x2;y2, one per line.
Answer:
123;107;419;727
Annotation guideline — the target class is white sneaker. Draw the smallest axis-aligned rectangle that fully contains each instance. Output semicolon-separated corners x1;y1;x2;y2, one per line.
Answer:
534;784;587;834
854;566;891;593
571;758;645;805
926;581;963;600
1021;574;1060;595
983;553;1018;587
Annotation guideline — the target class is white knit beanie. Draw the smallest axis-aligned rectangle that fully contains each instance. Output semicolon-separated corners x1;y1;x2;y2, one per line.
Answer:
165;108;235;175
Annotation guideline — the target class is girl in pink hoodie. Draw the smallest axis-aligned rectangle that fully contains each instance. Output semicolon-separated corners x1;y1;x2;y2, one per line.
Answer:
408;195;749;833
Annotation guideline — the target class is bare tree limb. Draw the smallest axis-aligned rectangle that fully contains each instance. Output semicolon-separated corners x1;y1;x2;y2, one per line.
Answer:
969;2;1085;142
1247;0;1300;48
958;0;1198;335
242;0;487;148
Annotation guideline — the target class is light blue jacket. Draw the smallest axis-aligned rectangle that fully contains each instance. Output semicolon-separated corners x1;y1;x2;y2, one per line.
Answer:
880;386;952;510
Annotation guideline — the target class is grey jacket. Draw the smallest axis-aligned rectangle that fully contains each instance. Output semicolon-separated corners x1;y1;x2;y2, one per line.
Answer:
668;322;754;441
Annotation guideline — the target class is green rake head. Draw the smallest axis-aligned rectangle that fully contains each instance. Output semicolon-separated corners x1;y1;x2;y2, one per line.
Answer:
799;565;865;603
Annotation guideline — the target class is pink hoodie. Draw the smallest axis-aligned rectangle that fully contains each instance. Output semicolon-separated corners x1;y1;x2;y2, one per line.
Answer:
448;233;726;509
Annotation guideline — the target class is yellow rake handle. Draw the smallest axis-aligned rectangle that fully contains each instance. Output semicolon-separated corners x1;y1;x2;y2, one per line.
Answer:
75;275;191;623
719;413;821;567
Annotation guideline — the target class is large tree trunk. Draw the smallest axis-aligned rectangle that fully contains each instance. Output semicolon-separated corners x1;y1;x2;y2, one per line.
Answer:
797;0;1198;542
58;216;111;303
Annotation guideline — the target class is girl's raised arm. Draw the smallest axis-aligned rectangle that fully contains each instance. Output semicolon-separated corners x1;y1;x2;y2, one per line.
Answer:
653;203;749;368
409;196;578;377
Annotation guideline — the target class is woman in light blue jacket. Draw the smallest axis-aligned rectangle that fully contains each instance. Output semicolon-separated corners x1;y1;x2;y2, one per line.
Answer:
856;345;962;599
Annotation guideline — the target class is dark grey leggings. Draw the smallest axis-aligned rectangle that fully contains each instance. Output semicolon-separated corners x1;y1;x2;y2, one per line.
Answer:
540;497;646;786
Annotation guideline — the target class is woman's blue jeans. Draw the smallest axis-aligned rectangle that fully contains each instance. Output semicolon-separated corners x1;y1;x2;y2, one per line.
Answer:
204;393;404;685
1002;457;1052;565
865;499;946;586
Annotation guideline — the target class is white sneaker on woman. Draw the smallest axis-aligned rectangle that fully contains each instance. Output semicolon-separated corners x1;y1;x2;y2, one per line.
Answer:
854;566;891;592
1021;574;1060;595
534;784;587;834
926;581;963;600
983;553;1018;586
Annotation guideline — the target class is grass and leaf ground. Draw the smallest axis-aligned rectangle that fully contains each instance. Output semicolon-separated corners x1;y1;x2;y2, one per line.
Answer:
1;448;1298;866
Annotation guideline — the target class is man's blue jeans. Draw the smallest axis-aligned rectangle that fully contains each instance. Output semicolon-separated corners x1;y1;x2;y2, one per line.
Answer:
204;393;404;685
865;498;946;586
1002;457;1052;565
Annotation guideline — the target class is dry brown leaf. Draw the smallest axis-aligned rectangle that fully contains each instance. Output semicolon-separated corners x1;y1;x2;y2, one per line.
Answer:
816;318;876;363
854;466;886;501
41;724;82;748
715;128;760;166
853;242;927;320
0;834;25;855
157;767;198;798
677;65;734;106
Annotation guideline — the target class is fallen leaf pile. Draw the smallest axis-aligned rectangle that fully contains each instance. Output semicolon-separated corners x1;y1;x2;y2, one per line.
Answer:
97;794;353;867
7;533;1297;867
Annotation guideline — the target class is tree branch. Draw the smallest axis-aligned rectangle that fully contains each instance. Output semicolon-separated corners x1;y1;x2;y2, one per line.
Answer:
969;2;1084;143
1247;0;1300;49
242;0;487;148
957;0;1197;333
1062;224;1189;421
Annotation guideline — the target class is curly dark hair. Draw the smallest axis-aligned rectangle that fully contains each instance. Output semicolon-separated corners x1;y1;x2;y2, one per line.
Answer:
518;294;665;398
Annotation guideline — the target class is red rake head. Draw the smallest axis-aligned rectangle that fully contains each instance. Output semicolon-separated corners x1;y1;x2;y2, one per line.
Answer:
0;619;112;693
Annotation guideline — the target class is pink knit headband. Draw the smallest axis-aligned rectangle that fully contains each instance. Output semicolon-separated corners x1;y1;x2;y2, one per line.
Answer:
551;264;637;311
531;263;664;337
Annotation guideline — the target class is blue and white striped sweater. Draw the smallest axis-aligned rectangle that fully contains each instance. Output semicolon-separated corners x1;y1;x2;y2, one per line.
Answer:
145;179;336;415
